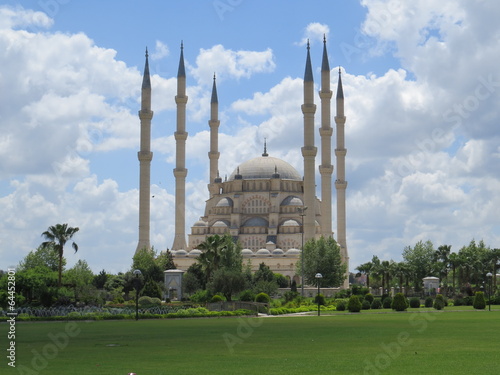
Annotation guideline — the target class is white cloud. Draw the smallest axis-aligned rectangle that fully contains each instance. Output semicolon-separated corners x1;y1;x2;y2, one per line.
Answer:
189;44;276;86
297;22;330;46
150;40;169;61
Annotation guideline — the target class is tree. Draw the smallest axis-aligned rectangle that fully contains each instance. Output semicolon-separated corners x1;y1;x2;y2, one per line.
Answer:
298;236;346;287
93;269;108;289
208;268;246;301
18;244;62;272
356;260;375;288
402;240;435;290
132;247;163;282
197;234;242;283
41;223;79;287
448;252;461;294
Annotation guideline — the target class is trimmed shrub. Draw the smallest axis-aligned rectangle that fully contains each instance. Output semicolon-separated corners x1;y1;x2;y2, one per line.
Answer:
138;296;153;306
391;293;408;311
210;294;224;303
424;297;434;308
453;297;464;306
473;291;486;310
382;297;392;309
314;293;326;306
371;299;382;309
347;295;362;313
255;292;271;304
361;300;371;310
239;290;255;302
409;297;421;308
336;300;346;311
364;293;374;304
433;294;445;310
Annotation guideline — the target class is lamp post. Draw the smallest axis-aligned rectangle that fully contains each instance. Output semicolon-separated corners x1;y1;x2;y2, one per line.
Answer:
133;269;142;321
315;273;323;316
297;206;308;297
487;272;493;311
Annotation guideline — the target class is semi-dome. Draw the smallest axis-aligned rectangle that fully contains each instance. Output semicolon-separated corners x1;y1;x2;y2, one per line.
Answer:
228;155;301;181
216;197;233;207
256;248;271;256
281;196;303;206
193;219;208;227
242;249;254;257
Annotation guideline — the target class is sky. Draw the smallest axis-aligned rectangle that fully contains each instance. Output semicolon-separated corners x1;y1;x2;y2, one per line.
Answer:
1;0;499;274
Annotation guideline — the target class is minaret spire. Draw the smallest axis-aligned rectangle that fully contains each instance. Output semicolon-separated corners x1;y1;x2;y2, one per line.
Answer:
335;67;349;288
172;42;188;250
301;41;317;242
208;73;221;196
319;35;333;238
136;48;154;253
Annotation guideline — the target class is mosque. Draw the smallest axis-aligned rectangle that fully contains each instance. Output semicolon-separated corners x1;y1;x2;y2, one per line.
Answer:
135;39;349;288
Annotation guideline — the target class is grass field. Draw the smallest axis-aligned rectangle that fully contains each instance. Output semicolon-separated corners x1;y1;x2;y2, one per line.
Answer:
2;310;499;374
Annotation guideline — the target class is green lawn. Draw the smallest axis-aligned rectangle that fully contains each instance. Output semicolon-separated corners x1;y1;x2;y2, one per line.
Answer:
2;310;500;374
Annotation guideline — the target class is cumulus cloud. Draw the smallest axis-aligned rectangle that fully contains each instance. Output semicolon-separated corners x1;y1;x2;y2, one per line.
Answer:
189;44;276;85
150;40;169;61
297;22;330;46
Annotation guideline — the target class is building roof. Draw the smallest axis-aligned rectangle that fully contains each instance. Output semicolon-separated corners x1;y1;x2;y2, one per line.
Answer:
228;155;301;181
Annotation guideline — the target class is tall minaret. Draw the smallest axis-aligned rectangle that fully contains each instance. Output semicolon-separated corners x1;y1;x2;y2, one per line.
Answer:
208;74;220;197
301;41;317;242
172;42;188;250
319;36;333;238
335;67;349;288
136;48;153;253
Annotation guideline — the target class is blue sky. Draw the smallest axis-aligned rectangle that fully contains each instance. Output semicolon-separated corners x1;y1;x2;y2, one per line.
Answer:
1;0;499;274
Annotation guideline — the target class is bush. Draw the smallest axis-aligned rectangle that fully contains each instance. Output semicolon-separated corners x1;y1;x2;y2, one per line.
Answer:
364;293;374;304
210;294;224;303
434;294;445;310
347;295;362;313
314;293;326;306
239;290;255;302
190;290;211;303
382;297;392;309
453;297;464;306
473;291;486;310
361;300;371;310
255;292;271;304
336;300;346;311
424;297;434;308
138;296;153;306
283;291;299;303
371;299;382;309
409;297;420;308
391;293;408;311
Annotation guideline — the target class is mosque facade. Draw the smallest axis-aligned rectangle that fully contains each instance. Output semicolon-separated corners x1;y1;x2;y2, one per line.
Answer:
136;39;349;287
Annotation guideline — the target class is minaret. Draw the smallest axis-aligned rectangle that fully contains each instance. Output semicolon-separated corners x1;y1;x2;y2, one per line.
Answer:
172;42;188;250
301;41;317;242
319;36;333;238
335;67;349;288
136;48;153;253
208;74;220;197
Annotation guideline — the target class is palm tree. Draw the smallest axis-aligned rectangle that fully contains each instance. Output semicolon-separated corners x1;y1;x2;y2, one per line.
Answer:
196;234;226;283
41;223;79;287
356;261;374;289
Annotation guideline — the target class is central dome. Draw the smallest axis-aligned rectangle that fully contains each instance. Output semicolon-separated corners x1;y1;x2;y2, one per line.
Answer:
229;155;301;181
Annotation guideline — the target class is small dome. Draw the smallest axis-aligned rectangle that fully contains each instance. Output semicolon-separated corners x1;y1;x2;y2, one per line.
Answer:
212;220;229;227
285;248;301;257
242;249;254;257
282;219;300;227
281;196;303;206
242;217;269;227
175;249;188;257
272;249;285;256
216;197;233;207
188;249;202;257
256;248;271;256
193;219;208;227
